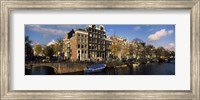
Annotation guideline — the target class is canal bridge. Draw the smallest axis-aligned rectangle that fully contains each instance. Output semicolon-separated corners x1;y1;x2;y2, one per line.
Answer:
25;63;88;74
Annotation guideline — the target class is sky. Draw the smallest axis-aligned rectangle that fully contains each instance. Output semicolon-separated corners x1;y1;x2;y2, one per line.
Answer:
25;24;175;51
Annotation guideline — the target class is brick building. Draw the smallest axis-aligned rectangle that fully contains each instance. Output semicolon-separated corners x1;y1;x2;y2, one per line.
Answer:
86;25;107;61
64;29;88;61
64;25;111;62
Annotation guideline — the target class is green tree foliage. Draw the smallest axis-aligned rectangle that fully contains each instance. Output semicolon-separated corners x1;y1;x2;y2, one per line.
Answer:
25;36;33;57
121;46;129;58
25;35;32;44
44;46;54;57
155;47;163;57
145;45;155;58
34;44;42;56
107;37;176;60
155;47;170;58
128;44;134;58
109;43;121;58
170;51;175;58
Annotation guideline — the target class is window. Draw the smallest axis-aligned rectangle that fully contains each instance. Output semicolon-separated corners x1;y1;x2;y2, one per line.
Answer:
102;41;105;44
89;44;91;49
78;44;80;48
103;46;105;50
82;44;84;48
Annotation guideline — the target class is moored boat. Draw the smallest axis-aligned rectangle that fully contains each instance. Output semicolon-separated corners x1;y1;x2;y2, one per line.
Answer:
84;64;106;73
132;62;140;67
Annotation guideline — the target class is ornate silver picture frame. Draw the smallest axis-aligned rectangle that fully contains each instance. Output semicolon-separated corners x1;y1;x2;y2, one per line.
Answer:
1;0;199;99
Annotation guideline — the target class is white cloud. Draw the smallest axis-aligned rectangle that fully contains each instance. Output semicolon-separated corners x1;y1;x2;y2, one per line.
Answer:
133;26;141;31
33;26;66;35
164;43;175;51
168;30;174;34
57;25;86;30
27;25;66;35
27;25;41;27
148;29;174;41
47;40;56;46
26;25;89;37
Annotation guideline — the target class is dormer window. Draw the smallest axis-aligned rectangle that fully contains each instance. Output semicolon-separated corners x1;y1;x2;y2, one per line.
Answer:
99;25;104;31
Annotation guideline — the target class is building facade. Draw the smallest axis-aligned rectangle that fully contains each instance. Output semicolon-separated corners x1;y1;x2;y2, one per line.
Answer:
105;36;112;60
64;29;88;61
109;36;129;60
64;25;111;62
86;25;107;61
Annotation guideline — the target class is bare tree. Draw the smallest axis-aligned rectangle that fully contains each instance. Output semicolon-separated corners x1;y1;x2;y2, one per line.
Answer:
129;38;145;59
145;45;155;58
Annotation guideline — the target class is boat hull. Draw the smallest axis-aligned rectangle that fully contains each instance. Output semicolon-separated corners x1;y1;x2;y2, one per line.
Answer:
84;64;106;73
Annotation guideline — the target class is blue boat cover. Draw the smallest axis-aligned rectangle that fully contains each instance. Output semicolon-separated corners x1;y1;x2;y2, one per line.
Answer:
87;64;105;69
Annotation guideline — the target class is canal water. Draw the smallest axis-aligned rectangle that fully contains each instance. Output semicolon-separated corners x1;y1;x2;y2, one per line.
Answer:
25;66;54;75
25;62;175;75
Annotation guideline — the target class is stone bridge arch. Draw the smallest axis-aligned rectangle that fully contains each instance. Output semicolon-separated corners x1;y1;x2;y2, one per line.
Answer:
26;63;58;73
25;62;87;74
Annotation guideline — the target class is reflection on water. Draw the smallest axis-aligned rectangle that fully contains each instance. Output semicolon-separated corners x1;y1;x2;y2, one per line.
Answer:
65;62;175;75
26;62;175;75
25;66;54;75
